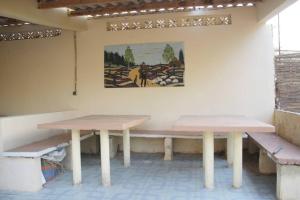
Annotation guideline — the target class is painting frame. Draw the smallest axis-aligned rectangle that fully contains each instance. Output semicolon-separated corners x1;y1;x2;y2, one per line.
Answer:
104;42;185;88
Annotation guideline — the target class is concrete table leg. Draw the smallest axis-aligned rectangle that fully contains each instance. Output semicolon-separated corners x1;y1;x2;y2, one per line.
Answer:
233;132;243;188
203;131;214;189
100;130;111;187
123;129;130;167
227;132;234;166
71;129;81;185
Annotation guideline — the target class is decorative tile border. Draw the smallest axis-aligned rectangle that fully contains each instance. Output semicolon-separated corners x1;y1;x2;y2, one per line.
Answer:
107;14;231;31
0;29;62;41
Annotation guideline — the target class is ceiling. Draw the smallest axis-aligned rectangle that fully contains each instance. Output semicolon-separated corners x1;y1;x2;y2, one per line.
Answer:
37;0;262;18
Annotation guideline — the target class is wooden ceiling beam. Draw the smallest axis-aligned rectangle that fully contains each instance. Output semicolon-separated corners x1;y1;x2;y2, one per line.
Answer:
38;0;129;9
69;0;211;16
69;0;261;16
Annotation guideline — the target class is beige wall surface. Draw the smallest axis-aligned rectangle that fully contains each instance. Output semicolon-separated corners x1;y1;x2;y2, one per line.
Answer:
0;31;75;115
0;111;81;151
0;7;275;152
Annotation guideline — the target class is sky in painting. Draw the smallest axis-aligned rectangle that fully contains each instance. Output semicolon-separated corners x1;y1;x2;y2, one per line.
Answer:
105;42;184;65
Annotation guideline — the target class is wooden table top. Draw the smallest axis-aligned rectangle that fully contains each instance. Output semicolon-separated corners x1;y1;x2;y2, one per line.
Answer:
173;115;275;133
38;115;150;130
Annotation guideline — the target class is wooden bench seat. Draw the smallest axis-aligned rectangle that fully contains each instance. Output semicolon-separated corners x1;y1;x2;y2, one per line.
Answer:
109;129;231;138
108;130;247;161
0;131;93;192
248;132;300;165
247;132;300;200
0;132;93;158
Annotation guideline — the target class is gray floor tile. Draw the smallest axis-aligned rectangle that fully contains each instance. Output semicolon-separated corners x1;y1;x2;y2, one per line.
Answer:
0;153;276;200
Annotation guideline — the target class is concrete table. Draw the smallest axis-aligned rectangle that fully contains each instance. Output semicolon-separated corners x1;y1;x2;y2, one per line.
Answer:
173;115;275;189
38;115;150;187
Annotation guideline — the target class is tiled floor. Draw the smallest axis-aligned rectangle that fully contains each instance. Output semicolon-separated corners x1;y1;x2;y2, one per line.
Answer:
0;153;276;200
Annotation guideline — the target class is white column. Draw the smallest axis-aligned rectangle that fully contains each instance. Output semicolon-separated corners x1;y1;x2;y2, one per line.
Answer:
227;132;234;166
164;137;173;161
233;132;243;188
71;129;81;185
203;131;214;189
123;129;130;167
100;130;111;187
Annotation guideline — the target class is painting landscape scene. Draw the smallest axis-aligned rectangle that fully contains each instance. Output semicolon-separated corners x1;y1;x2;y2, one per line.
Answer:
104;42;185;88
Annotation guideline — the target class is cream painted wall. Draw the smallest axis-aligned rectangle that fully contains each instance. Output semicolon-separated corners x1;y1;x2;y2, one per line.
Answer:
74;7;275;129
0;31;75;115
0;7;275;153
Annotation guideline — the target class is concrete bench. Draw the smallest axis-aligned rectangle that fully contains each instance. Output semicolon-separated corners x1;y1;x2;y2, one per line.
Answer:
109;130;242;161
0;131;93;192
247;132;300;200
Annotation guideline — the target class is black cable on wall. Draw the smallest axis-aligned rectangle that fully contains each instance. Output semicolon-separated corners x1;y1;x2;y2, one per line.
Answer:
73;31;78;96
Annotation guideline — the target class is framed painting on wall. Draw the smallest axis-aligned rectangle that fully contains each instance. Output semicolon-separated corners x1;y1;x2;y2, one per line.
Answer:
104;42;185;88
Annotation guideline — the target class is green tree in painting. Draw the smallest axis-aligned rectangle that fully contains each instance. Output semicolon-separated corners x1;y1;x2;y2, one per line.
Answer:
121;55;126;66
162;44;175;63
108;52;114;64
179;49;184;65
104;51;108;64
124;46;135;69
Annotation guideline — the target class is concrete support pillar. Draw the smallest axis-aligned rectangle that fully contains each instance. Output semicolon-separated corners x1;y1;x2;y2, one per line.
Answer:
164;137;173;161
259;150;276;174
62;145;72;170
71;129;81;185
248;139;259;154
123;129;130;167
109;136;118;159
203;131;214;189
227;133;234;166
100;130;111;187
233;132;243;188
277;164;300;200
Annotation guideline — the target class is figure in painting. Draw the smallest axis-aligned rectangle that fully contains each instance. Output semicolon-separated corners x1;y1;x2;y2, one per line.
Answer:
139;62;148;87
